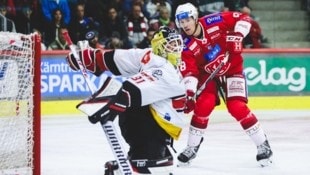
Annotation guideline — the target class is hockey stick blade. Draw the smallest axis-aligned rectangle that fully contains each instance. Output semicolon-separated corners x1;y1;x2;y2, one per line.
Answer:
101;120;133;175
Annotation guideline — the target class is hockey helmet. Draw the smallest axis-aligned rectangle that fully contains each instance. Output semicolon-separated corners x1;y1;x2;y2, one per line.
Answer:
151;26;183;67
175;3;198;28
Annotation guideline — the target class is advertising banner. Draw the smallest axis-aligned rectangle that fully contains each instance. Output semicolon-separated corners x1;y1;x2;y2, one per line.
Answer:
244;53;309;95
41;55;123;100
41;52;310;100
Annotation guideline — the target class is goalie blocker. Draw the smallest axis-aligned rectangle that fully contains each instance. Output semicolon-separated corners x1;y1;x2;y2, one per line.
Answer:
77;76;130;124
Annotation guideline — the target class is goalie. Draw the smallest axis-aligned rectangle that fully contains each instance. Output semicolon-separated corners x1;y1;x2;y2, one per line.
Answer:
66;26;186;174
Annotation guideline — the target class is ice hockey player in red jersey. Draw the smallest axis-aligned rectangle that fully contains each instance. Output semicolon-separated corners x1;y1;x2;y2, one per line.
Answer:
66;26;186;174
174;3;273;167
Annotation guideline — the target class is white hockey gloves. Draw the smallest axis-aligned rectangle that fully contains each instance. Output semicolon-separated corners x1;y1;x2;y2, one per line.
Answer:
77;77;130;124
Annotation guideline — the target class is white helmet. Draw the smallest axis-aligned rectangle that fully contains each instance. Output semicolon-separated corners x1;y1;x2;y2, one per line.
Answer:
175;3;198;28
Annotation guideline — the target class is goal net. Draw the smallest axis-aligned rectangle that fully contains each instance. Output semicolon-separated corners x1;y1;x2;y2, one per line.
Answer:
0;32;41;175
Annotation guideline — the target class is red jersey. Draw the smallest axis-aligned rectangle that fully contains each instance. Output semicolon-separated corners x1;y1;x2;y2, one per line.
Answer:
180;11;252;85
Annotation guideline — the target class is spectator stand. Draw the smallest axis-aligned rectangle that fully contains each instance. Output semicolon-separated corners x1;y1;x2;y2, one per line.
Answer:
149;5;176;31
100;5;131;49
68;3;100;44
0;5;16;32
126;2;149;48
43;8;67;48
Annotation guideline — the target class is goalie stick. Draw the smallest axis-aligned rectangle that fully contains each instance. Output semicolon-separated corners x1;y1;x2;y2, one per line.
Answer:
62;31;133;175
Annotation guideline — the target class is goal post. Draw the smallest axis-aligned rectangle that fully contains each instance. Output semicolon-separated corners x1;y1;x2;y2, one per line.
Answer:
0;32;41;175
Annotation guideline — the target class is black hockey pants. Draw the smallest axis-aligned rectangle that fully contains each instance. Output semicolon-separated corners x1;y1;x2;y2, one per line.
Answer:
118;105;172;160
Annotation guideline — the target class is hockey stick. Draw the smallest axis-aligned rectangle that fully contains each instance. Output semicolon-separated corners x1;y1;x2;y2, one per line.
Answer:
62;31;133;175
215;78;226;104
196;53;229;97
195;61;224;97
62;32;97;93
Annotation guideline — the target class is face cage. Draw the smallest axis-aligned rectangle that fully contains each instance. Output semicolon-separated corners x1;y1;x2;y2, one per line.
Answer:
163;34;183;55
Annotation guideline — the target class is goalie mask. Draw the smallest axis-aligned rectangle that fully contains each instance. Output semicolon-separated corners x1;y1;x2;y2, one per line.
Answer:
151;26;183;67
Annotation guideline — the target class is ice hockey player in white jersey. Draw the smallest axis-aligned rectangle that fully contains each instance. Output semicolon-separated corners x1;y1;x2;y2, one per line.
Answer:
66;26;186;174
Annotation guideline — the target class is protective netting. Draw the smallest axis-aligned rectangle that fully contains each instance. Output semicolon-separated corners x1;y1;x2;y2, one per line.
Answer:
0;32;35;175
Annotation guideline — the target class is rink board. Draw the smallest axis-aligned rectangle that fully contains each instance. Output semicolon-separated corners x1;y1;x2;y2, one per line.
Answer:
42;96;310;116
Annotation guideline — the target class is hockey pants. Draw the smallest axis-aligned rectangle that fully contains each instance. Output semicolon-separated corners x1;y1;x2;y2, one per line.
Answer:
118;106;172;160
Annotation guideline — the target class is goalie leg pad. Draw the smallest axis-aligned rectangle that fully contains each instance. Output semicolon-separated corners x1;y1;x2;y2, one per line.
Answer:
77;77;130;124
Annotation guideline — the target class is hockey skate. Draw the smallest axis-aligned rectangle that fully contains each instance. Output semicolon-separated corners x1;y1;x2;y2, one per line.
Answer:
177;138;203;166
256;140;273;167
104;160;119;175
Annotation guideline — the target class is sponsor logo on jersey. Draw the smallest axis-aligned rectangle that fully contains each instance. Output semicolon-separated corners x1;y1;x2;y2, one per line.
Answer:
207;26;219;34
210;33;221;40
164;113;171;121
152;69;163;79
205;15;222;25
227;35;243;42
204;54;231;76
228;79;244;91
187;41;201;56
204;44;221;62
238;23;250;31
183;37;191;45
189;41;197;51
183;37;191;51
227;76;246;98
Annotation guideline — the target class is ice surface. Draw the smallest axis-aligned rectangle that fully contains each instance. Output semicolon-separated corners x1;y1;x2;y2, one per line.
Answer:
42;110;310;175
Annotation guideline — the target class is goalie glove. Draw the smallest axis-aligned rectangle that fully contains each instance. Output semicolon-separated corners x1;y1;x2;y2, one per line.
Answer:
66;47;108;76
77;77;130;124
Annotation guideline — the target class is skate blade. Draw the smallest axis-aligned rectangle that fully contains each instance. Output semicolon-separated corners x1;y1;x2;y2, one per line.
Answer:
258;158;273;167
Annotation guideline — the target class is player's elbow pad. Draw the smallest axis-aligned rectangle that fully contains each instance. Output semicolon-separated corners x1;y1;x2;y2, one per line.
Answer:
234;20;251;37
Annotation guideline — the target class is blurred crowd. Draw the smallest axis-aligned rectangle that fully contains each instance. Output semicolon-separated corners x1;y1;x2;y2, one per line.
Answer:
0;0;268;50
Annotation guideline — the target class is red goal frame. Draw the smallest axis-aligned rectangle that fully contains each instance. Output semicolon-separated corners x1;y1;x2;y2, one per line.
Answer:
33;33;41;175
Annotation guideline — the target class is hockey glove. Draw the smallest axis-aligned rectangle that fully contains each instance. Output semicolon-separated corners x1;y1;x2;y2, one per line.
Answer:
66;47;105;76
184;90;196;114
226;32;243;54
77;77;130;124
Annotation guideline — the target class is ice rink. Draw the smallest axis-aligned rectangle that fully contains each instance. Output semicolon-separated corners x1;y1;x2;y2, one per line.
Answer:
42;110;310;175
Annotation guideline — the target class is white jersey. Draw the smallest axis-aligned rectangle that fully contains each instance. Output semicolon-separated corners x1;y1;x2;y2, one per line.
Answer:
113;48;186;139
